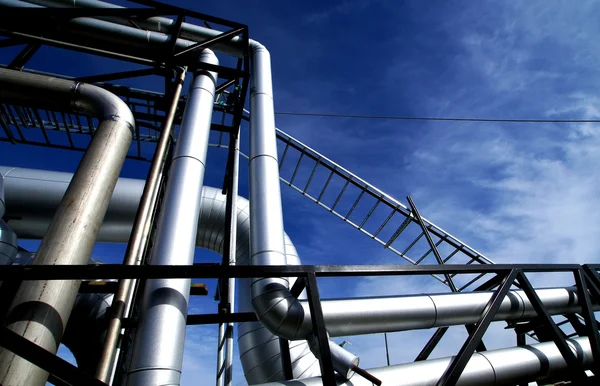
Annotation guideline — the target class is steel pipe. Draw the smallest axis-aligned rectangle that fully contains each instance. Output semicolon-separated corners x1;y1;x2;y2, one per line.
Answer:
3;168;598;382
0;220;17;265
0;172;5;218
2;0;361;379
1;168;323;383
216;132;241;386
125;49;218;386
95;66;188;383
0;68;134;386
255;336;594;386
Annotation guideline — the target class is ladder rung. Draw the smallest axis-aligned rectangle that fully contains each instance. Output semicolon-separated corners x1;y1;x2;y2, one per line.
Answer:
303;158;320;193
345;188;366;219
443;246;463;263
317;168;335;202
385;214;414;248
400;231;424;255
373;207;396;238
278;141;291;170
415;237;445;265
288;149;305;186
330;178;350;212
359;199;380;230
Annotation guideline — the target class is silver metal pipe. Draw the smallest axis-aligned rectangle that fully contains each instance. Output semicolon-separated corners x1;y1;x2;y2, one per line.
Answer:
18;0;247;57
0;220;17;265
10;252;115;375
126;50;218;386
255;336;594;386
95;66;188;383
1;168;322;383
3;168;598;383
3;2;361;376
0;172;5;218
0;0;202;59
0;68;134;386
224;133;240;386
246;40;358;379
216;133;241;386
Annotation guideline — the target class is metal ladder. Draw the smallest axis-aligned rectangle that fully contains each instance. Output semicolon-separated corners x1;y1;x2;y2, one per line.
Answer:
241;128;496;292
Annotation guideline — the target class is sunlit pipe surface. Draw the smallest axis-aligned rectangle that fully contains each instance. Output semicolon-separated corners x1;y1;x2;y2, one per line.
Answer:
11;252;115;375
0;68;134;386
2;168;597;383
125;50;219;386
1;167;322;383
3;0;362;379
255;336;594;386
9;0;362;376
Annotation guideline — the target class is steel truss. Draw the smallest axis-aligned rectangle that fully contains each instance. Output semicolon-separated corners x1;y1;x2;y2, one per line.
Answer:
0;263;599;386
0;0;249;160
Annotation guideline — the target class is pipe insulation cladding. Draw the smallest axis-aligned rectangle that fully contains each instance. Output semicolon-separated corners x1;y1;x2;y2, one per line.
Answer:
0;68;134;386
256;336;595;386
1;0;362;379
2;167;599;383
126;50;219;386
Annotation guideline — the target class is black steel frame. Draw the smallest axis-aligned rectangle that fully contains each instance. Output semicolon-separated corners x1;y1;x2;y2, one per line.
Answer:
0;1;250;160
0;263;599;386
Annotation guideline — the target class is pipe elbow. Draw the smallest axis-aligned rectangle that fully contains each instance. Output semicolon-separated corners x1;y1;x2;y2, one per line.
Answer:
73;83;135;135
0;68;135;135
251;280;309;340
191;49;219;90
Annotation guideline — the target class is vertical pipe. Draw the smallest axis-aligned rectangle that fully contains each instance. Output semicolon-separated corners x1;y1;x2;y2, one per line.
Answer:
95;66;187;383
126;49;218;386
224;133;240;386
0;121;132;386
248;44;287;271
216;324;226;386
0;69;134;386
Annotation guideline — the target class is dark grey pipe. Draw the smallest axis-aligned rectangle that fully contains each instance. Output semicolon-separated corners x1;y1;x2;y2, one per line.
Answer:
0;68;134;386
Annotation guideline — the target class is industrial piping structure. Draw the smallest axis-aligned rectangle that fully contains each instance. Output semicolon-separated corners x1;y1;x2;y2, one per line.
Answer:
0;1;599;386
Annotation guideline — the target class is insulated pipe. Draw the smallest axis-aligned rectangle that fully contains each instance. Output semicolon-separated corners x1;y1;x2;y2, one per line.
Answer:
10;252;115;375
247;40;357;379
3;168;599;383
125;50;219;386
0;0;203;58
256;337;594;386
0;173;5;218
0;69;134;386
1;168;322;383
216;132;241;386
95;66;188;383
3;0;362;376
0;220;17;266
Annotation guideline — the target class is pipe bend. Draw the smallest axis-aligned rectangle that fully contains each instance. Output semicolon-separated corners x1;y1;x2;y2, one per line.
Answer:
0;68;135;135
72;82;135;134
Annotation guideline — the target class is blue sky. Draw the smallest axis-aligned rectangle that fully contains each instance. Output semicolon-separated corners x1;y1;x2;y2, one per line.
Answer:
3;0;600;385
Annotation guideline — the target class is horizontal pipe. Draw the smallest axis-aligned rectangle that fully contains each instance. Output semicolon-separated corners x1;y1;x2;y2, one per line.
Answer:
0;168;593;338
256;336;594;386
18;0;248;57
